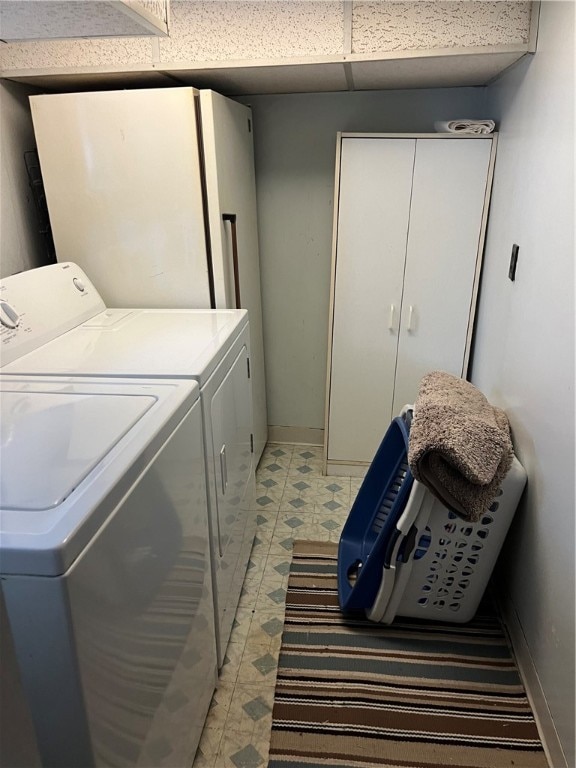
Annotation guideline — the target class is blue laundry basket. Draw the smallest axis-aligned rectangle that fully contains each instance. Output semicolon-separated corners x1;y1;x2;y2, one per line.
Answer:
337;413;415;614
338;407;527;625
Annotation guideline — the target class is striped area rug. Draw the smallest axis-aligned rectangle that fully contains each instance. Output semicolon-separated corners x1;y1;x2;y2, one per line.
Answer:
269;540;548;768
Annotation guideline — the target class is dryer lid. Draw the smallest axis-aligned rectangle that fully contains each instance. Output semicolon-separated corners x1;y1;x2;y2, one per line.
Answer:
2;308;248;386
1;389;155;510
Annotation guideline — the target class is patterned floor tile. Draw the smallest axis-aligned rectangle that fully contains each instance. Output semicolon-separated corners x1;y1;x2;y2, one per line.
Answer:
286;462;320;478
205;682;234;725
193;726;223;768
277;513;305;529
237;644;279;685
257;454;292;474
274;509;313;528
192;442;355;768
265;555;292;578
257;615;285;639
216;730;266;768
236;581;260;612
250;527;274;554
292;446;322;461
224;684;275;739
245;617;284;655
290;446;323;467
317;496;349;513
278;497;317;514
228;608;254;647
254;512;277;534
243;554;268;584
294;522;336;541
258;562;289;592
253;496;281;514
255;480;286;506
254;584;287;614
308;503;350;520
281;476;326;503
267;527;295;555
260;444;294;462
250;734;271;768
218;641;245;685
251;653;277;677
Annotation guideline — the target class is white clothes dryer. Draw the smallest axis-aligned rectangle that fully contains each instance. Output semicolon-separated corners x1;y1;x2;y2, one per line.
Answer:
0;375;216;767
0;262;256;667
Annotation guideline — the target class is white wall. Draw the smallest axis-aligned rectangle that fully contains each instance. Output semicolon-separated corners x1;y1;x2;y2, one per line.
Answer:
243;88;488;434
0;81;46;278
471;2;575;763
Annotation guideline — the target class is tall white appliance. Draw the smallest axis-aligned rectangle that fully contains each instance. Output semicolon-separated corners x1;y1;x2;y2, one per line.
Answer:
29;87;267;462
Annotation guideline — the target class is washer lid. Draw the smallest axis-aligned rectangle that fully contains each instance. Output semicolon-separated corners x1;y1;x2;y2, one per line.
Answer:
0;376;199;577
1;390;155;511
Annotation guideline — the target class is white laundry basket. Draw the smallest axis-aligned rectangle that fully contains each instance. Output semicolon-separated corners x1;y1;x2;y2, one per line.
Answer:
367;455;526;624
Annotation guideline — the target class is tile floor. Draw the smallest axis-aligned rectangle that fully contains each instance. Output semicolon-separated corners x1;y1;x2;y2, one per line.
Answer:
192;443;363;768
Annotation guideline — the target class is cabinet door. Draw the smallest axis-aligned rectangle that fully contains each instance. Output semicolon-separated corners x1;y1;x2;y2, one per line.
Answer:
328;138;415;464
392;138;492;415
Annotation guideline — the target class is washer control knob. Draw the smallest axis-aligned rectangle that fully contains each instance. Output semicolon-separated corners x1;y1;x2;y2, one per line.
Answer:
0;300;20;329
73;277;86;292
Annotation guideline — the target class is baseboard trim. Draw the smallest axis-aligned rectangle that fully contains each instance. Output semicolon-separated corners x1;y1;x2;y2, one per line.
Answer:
326;460;369;477
267;425;323;446
498;592;567;768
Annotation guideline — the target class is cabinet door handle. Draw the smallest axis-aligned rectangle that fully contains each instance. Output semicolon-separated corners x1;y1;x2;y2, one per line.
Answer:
388;304;395;331
407;305;415;333
222;213;241;309
220;444;228;495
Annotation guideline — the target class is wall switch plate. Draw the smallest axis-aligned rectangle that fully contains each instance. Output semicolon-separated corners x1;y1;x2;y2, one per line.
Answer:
509;244;519;281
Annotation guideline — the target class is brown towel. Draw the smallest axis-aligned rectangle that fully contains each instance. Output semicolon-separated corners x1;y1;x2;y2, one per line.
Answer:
408;371;514;522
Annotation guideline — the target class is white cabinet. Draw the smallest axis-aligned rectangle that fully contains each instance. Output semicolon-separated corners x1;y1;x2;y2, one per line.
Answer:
325;133;496;476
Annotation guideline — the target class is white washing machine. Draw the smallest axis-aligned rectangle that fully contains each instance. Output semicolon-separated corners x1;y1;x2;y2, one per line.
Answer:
0;374;216;767
0;262;256;668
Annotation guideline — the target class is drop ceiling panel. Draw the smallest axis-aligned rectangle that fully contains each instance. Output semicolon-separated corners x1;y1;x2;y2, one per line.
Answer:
161;1;345;62
2;50;528;94
350;51;525;90
4;70;177;92
351;2;532;53
164;62;349;96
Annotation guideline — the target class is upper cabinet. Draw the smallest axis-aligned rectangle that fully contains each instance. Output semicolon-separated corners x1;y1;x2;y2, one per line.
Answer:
0;1;538;95
0;1;169;41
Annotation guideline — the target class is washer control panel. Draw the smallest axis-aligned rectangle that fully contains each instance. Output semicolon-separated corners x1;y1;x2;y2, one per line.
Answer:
0;300;20;329
0;262;106;367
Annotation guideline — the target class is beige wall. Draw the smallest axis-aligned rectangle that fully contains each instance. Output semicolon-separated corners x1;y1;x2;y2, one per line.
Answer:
472;2;575;763
0;81;46;278
242;87;488;433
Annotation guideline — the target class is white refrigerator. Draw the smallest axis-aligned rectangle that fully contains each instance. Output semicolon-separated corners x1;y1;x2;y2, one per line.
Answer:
29;87;267;460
